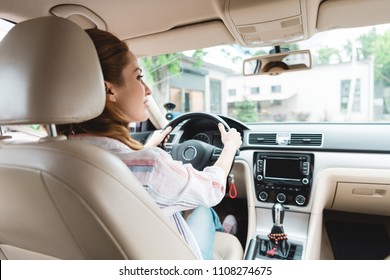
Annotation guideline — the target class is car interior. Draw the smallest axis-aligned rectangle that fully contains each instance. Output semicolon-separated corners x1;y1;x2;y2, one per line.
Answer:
0;0;390;260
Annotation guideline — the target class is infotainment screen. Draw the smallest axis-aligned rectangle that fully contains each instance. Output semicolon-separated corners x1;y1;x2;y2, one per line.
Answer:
264;158;301;180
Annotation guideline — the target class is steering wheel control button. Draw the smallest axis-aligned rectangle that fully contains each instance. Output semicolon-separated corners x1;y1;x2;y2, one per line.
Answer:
212;148;223;160
164;146;172;154
182;146;197;160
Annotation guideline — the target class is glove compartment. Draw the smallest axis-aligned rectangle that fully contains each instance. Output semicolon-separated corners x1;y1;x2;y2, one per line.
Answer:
332;182;390;216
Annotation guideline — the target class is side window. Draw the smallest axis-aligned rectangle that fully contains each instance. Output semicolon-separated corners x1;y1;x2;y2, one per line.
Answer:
228;89;236;97
210;79;222;114
0;18;14;41
250;86;260;95
271;85;282;93
340;79;361;113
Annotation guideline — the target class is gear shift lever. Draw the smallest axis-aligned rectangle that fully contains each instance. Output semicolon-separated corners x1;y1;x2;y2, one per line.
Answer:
266;203;290;258
272;202;285;229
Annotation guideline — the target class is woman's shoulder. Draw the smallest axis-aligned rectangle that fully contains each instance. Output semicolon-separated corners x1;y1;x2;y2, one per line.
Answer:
69;135;128;151
136;146;170;158
115;146;174;169
117;145;169;159
69;134;173;163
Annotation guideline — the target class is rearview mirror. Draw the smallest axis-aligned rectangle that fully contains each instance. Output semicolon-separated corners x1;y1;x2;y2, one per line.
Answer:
243;50;312;76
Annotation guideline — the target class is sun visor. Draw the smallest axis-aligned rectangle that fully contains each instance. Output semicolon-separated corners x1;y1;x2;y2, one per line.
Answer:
317;0;390;31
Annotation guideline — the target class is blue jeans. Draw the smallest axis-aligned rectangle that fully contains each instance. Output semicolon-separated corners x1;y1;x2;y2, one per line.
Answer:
186;206;223;260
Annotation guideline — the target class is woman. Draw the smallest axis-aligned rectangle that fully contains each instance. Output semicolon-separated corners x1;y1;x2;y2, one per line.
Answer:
59;28;242;259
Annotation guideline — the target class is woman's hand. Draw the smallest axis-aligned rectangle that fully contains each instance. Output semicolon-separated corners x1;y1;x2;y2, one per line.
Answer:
218;123;242;151
144;126;172;148
213;123;242;177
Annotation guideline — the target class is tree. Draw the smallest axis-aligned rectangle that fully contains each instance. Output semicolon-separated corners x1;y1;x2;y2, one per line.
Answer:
342;28;390;87
357;27;379;60
139;54;180;108
234;99;259;122
314;47;341;65
356;27;390;115
139;50;207;110
366;30;390;86
280;43;299;51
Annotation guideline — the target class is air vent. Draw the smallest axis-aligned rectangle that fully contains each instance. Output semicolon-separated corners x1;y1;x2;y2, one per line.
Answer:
248;133;277;145
290;133;323;146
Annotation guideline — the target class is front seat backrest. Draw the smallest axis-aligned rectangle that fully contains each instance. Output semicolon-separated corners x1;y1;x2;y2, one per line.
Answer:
0;16;197;260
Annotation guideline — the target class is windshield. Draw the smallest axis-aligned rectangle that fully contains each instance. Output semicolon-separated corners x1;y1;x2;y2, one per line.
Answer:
2;19;389;125
140;23;390;124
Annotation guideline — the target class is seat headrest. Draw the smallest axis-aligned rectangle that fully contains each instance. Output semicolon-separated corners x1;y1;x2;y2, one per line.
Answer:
0;16;105;125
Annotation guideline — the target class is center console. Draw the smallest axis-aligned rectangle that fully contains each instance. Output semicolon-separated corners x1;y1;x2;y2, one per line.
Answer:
245;203;305;260
253;152;314;206
246;152;314;260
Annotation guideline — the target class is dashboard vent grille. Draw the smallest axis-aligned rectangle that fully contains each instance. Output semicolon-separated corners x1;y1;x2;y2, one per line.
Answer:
248;133;277;145
290;133;323;146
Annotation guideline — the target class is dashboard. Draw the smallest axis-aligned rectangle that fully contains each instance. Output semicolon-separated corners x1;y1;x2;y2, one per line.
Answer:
166;116;390;207
165;114;390;259
193;132;223;147
167;115;247;148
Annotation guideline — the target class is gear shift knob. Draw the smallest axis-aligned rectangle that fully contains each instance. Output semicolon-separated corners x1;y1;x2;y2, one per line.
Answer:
272;203;285;227
267;203;290;259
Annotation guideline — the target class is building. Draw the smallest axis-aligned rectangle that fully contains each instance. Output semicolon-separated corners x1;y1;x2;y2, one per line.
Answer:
168;56;234;116
153;54;379;123
226;59;376;122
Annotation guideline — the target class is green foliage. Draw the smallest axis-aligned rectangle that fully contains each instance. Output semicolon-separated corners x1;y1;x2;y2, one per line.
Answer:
315;47;342;65
234;99;259;122
139;51;208;110
140;53;182;84
368;30;390;86
313;28;390;87
358;28;379;60
355;28;390;86
253;50;267;56
191;49;208;67
140;50;208;85
280;43;299;51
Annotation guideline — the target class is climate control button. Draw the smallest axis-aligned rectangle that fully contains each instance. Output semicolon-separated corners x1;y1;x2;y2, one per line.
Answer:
258;191;268;202
276;193;287;203
295;194;306;205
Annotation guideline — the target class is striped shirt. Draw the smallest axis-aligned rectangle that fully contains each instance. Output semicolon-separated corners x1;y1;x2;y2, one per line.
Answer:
70;135;226;259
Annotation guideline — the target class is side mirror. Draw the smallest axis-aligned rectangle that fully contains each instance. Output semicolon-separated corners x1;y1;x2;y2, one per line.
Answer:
243;50;312;76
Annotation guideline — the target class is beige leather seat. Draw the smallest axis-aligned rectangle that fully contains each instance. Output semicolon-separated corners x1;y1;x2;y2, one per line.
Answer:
213;232;243;260
0;16;243;260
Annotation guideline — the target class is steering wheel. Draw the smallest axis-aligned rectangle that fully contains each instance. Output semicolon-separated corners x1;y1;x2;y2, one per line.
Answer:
163;112;233;171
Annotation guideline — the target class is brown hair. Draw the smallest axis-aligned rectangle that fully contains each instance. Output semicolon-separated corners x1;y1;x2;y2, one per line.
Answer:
262;61;289;72
58;28;143;150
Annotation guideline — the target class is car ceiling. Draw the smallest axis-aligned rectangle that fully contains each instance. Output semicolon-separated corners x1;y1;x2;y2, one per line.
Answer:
1;0;390;57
